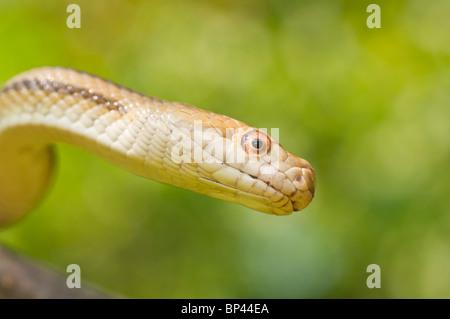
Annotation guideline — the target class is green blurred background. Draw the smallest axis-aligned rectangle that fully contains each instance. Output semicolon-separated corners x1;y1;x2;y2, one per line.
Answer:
0;0;449;298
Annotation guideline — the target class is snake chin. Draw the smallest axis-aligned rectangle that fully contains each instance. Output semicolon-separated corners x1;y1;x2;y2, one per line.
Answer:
199;177;295;215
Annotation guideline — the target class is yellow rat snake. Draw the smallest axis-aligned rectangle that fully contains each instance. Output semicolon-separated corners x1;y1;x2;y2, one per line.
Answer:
0;67;315;226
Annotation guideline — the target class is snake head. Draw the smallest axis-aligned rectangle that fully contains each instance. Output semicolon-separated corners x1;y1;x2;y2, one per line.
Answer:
170;116;316;215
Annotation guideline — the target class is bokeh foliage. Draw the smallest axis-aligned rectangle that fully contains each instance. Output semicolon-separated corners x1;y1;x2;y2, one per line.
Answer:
0;0;449;298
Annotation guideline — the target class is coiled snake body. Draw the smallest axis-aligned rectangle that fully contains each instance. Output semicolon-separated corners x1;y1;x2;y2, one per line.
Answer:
0;67;315;226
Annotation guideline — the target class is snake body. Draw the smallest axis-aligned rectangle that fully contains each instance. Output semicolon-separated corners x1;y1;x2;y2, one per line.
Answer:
0;67;315;226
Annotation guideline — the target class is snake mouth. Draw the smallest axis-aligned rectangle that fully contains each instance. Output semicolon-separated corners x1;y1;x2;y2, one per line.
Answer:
199;176;307;215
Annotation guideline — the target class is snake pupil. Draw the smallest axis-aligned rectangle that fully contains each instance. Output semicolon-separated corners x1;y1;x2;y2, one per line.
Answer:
252;138;263;149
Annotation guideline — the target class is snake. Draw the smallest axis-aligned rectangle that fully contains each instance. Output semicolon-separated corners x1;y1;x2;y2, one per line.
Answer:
0;67;315;227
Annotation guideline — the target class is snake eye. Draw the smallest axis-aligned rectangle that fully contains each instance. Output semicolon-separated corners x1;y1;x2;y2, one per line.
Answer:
241;130;271;156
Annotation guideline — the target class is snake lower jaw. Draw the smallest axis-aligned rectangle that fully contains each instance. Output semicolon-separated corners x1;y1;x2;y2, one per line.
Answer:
199;177;313;216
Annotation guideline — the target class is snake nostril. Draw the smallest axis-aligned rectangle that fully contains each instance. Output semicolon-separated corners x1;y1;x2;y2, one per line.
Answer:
293;175;308;192
285;167;302;182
